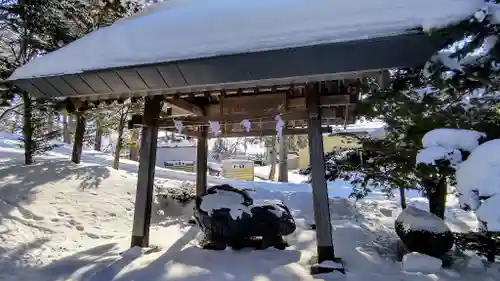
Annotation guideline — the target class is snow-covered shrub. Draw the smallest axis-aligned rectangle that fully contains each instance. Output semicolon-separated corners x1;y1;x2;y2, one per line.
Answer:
395;206;454;258
455;139;500;231
454;231;500;263
154;181;196;207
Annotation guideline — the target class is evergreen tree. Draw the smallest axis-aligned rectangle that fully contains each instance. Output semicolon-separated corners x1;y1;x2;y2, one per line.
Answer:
0;0;92;164
302;5;500;218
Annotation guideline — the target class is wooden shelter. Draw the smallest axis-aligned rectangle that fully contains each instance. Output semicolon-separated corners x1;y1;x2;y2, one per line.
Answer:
1;0;464;274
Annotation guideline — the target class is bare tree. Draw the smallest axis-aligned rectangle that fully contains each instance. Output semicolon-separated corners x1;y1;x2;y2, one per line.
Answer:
267;135;277;180
113;103;130;169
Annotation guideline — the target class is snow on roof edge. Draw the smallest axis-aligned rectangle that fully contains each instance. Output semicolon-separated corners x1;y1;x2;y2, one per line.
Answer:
8;0;483;81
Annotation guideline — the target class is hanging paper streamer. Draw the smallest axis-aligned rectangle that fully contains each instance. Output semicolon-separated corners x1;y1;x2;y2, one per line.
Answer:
208;121;221;136
275;115;285;137
173;119;184;134
241;119;251;132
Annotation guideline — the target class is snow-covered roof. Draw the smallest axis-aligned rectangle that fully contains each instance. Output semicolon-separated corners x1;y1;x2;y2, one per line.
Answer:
329;120;386;135
9;0;481;81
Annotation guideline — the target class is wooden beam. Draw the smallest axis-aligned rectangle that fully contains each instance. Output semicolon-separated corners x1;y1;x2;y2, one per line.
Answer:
305;83;338;264
182;127;331;138
129;107;344;128
196;125;208;196
131;95;163;248
205;94;351;119
167;98;203;116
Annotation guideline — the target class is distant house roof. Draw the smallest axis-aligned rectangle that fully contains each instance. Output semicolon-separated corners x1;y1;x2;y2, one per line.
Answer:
328;121;386;137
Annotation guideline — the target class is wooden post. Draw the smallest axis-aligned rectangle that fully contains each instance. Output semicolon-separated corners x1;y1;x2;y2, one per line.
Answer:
131;96;162;248
71;113;85;164
278;135;288;182
196;125;208;196
305;83;341;272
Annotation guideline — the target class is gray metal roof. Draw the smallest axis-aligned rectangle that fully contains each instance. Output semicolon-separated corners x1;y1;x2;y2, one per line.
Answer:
9;32;443;101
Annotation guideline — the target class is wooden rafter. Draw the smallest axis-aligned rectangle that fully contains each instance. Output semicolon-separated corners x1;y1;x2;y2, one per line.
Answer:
166;98;203;116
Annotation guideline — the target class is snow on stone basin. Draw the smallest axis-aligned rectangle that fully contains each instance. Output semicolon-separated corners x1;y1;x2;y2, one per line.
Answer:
199;189;251;219
422;128;486;152
199;189;286;219
10;0;483;80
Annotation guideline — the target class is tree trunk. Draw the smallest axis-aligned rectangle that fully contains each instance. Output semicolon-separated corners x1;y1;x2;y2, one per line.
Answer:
129;129;139;161
268;136;277;180
94;118;103;151
63;115;71;143
22;92;33;165
278;135;288;182
71;114;86;164
47;114;53;133
113;115;126;170
399;187;407;209
113;137;122;169
423;177;447;219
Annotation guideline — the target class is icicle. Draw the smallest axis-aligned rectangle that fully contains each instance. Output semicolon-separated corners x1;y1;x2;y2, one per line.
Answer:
209;121;221;136
275;115;284;137
173;119;184;134
241;119;251;132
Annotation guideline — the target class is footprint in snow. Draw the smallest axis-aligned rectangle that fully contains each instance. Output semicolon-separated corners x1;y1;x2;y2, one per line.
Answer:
57;211;69;217
86;232;100;239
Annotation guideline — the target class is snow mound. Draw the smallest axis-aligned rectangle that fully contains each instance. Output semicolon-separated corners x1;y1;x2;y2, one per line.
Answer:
10;0;483;80
402;252;442;273
422;128;486;152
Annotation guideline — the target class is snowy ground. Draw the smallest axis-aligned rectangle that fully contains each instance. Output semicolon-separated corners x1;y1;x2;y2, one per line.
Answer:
0;132;497;281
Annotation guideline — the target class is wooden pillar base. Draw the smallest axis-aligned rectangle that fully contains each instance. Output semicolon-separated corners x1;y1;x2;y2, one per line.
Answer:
131;235;148;248
310;255;345;275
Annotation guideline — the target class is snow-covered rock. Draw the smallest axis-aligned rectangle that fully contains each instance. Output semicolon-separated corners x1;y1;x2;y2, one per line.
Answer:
396;206;449;233
395;206;454;258
402;252;443;273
